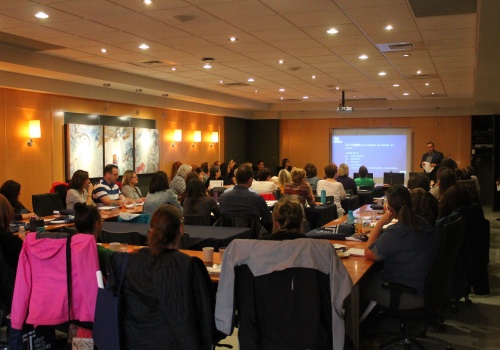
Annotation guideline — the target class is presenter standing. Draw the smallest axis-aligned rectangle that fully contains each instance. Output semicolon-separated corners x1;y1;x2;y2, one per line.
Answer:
420;142;444;182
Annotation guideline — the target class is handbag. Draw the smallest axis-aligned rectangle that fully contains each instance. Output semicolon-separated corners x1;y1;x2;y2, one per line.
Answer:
65;235;93;349
93;252;130;350
9;324;57;350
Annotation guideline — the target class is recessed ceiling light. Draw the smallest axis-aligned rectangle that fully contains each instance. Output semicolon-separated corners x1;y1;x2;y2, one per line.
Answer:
219;80;224;84
385;25;393;30
139;43;149;50
403;92;409;96
171;67;177;71
35;11;49;19
278;88;285;92
403;53;411;57
425;82;430;86
228;37;237;42
359;54;368;60
417;70;422;74
277;59;284;64
335;86;340;90
327;28;338;34
393;84;400;87
100;48;107;53
280;97;284;100
303;96;309;99
144;0;153;4
254;90;258;93
352;95;356;98
378;71;386;76
431;92;435;95
247;78;255;82
311;75;316;79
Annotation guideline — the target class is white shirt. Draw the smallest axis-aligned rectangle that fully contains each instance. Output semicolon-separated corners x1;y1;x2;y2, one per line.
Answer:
250;180;277;194
316;179;346;218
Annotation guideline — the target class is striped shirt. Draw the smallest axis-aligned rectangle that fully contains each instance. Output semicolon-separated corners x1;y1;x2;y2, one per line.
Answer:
93;178;121;206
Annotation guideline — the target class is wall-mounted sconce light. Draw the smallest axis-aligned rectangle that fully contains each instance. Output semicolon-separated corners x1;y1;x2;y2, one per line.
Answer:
27;120;41;147
192;130;201;147
172;129;182;147
210;131;219;148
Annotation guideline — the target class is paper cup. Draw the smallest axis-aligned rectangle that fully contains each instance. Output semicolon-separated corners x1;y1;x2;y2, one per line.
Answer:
202;247;214;264
219;247;226;263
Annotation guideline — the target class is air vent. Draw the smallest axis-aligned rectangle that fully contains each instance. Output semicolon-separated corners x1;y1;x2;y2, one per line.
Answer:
376;42;413;52
287;66;302;72
279;98;302;102
407;73;439;79
172;15;194;22
223;82;250;87
141;60;163;65
424;94;447;98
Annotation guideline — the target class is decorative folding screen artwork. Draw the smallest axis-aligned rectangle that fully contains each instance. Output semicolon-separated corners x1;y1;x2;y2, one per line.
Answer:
134;128;159;174
104;126;134;175
66;124;103;178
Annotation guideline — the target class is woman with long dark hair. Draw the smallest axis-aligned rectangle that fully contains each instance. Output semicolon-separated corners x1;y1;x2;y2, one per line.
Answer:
362;185;438;308
66;170;95;210
183;178;220;225
0;180;36;220
144;171;182;214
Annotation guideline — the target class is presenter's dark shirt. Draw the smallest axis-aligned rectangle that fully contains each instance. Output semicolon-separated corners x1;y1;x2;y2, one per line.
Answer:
219;185;272;230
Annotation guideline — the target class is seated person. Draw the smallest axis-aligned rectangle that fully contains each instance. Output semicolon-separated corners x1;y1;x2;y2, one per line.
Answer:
284;168;315;208
183;178;220;225
66;170;95;210
250;168;277;196
0;194;23;274
219;164;272;231
170;164;193;197
316;163;346;218
362;185;438;308
0;180;36;220
407;173;431;192
205;166;222;189
93;164;130;207
261;196;306;241
120;170;145;201
335;163;357;195
410;188;438;225
117;204;216;349
144;171;182;214
304;163;320;193
73;202;112;275
354;165;374;190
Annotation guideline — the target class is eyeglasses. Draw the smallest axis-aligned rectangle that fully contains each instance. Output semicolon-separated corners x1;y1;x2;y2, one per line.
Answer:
111;173;119;177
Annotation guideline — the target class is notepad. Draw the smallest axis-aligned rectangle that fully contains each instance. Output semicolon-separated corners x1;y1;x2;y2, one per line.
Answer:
346;248;365;257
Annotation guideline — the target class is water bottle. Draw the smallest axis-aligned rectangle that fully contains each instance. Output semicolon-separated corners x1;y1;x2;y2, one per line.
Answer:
320;189;326;204
347;210;355;225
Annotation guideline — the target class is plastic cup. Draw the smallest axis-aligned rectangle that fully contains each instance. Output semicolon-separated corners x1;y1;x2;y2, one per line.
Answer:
203;247;214;264
371;211;377;223
109;242;120;251
120;243;129;252
219;247;226;263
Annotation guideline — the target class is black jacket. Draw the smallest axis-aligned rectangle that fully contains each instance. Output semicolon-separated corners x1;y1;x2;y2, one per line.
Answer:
114;249;215;350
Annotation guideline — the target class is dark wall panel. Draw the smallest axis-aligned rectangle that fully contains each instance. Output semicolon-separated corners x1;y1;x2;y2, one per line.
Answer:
246;119;280;175
224;117;248;165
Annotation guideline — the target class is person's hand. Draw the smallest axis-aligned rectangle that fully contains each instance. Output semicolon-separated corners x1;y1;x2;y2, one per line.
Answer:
378;210;394;226
88;183;94;193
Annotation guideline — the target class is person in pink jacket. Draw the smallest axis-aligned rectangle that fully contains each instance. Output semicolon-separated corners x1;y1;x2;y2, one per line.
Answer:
10;232;99;330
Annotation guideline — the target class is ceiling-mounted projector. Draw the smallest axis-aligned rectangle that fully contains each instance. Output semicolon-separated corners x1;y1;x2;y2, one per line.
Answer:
337;90;353;112
337;106;353;112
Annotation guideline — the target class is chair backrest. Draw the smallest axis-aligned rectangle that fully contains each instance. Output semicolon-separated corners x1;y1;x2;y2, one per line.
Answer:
425;213;465;314
359;185;372;191
100;230;144;245
213;215;267;239
314;195;334;205
32;193;64;217
215;239;352;350
183;214;209;226
353;172;373;179
49;182;69;209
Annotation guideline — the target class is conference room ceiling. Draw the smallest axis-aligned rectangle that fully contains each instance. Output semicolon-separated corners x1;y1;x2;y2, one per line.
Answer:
0;0;498;114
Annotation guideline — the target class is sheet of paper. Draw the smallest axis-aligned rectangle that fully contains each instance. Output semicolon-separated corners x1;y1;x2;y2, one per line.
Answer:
346;248;365;257
422;161;433;173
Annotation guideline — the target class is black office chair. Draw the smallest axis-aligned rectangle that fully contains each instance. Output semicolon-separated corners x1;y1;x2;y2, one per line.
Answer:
183;214;209;226
213;215;268;239
32;193;64;217
314;195;334;205
100;230;145;245
376;213;464;350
